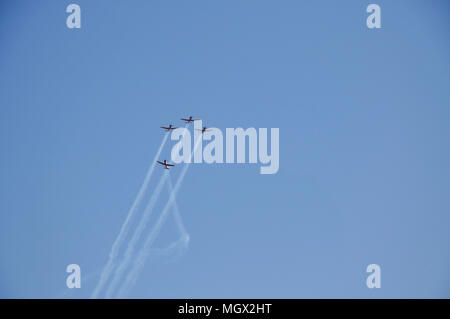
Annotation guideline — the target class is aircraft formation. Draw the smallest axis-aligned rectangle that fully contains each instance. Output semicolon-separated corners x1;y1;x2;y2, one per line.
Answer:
157;115;206;170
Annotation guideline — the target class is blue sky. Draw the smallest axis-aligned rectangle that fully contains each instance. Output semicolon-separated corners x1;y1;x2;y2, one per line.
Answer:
0;0;449;298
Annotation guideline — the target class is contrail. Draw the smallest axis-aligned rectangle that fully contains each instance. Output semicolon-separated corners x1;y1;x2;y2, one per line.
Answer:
138;175;190;263
116;135;202;297
104;171;169;298
115;175;190;298
91;132;169;299
167;174;188;239
148;235;189;258
113;174;190;298
104;125;189;298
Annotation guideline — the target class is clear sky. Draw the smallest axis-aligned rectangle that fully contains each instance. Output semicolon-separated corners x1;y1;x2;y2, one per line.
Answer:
0;0;449;298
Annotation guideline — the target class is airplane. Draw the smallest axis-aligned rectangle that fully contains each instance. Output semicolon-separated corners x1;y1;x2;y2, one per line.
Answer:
160;124;178;131
157;160;175;169
196;126;212;134
181;116;199;123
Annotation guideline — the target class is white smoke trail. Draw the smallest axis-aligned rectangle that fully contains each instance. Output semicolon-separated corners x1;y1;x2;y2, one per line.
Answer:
167;174;188;240
91;132;169;299
116;135;202;297
104;171;169;298
140;174;190;264
115;175;190;298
